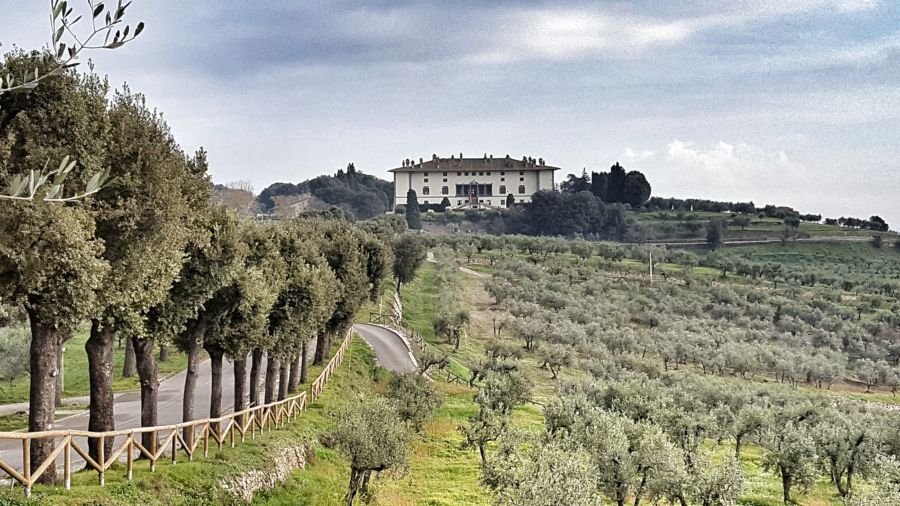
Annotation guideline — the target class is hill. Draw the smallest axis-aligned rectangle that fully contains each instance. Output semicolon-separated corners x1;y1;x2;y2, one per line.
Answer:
257;164;393;220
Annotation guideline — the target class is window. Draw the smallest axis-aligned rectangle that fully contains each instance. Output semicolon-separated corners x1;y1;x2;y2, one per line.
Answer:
423;200;429;204
457;172;461;176
424;178;429;183
457;200;462;205
424;172;429;176
501;177;505;182
423;187;430;195
499;185;506;194
487;172;491;176
519;171;524;175
501;171;505;175
442;186;448;195
442;172;447;176
519;177;524;181
464;172;469;176
518;185;525;194
519;199;525;203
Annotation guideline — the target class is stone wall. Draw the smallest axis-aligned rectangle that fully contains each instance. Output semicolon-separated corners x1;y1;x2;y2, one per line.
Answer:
219;444;309;503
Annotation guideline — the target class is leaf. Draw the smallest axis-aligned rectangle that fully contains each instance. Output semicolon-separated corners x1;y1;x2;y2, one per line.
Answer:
57;155;72;173
93;3;104;18
53;1;65;19
85;171;103;195
57;43;67;59
54;26;65;44
134;21;144;36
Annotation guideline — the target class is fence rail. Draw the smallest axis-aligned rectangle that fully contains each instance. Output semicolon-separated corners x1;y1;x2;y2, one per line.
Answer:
0;328;353;496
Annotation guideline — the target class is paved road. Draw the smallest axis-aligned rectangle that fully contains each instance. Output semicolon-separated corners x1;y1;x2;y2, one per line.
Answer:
0;325;416;473
352;323;418;373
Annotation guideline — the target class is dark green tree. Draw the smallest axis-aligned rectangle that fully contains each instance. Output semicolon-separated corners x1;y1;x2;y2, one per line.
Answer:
706;217;727;249
392;235;427;293
405;189;422;229
622;170;652;207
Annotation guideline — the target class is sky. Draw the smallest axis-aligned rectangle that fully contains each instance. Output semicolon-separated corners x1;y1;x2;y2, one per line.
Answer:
2;0;899;227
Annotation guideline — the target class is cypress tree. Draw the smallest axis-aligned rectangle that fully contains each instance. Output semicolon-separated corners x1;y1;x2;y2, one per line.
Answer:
406;189;422;230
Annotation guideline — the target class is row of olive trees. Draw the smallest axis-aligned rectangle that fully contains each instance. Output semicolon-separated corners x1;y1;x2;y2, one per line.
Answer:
0;49;401;484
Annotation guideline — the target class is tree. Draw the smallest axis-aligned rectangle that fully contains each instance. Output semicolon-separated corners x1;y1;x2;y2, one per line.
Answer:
439;196;451;211
433;309;470;350
761;421;819;504
311;219;371;366
170;207;245;441
560;169;591;193
461;406;508;467
538;343;574;379
386;373;443;432
331;397;413;505
706;217;726;249
622;170;651;207
85;85;204;462
815;410;879;498
686;452;745;506
1;2;143;201
136;148;212;448
0;56;114;481
265;221;339;398
0;202;107;482
392;234;426;293
405;189;421;229
732;215;752;230
506;193;516;208
0;327;30;390
606;163;626;203
488;432;599;506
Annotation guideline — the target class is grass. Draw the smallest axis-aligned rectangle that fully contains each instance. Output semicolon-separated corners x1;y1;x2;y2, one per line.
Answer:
0;339;380;506
0;327;193;405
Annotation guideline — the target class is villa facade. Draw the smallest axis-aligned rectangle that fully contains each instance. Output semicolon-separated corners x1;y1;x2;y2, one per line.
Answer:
389;154;559;209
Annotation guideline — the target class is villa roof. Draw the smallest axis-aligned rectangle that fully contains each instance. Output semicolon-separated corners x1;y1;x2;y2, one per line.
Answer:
389;155;560;173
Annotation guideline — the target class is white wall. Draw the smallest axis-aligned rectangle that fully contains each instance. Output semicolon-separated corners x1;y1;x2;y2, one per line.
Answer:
393;168;557;208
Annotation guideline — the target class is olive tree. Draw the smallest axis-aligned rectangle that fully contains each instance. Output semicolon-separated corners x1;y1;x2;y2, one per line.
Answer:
392;234;426;294
386;373;443;432
331;396;413;505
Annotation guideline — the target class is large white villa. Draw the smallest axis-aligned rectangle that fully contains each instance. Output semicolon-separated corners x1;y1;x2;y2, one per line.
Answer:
389;153;560;210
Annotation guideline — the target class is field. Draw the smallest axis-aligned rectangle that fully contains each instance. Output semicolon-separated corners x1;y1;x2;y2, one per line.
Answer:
267;236;900;505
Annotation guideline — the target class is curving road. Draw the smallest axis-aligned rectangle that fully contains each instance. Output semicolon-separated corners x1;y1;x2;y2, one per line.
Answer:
352;323;418;373
0;325;416;473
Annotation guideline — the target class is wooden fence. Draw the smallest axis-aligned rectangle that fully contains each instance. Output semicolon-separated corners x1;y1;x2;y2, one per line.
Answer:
0;329;353;496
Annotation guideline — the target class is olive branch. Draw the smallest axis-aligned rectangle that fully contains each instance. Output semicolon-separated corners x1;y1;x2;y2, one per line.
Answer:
0;1;141;203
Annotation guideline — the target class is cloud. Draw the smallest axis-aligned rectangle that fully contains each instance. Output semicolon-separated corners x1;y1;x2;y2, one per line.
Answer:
665;140;802;181
621;148;656;162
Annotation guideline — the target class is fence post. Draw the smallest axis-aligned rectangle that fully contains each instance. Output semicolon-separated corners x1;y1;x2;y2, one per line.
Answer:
64;435;71;490
23;438;30;497
127;435;133;481
98;435;106;486
171;430;178;465
150;430;157;472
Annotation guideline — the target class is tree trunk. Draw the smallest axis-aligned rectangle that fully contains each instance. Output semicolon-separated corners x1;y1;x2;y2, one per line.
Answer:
250;349;264;407
26;310;61;484
122;337;137;377
265;355;279;404
182;322;205;445
233;356;247;413
735;434;744;458
158;342;169;362
313;332;328;366
133;338;159;450
86;321;115;465
208;345;224;434
300;342;309;384
55;345;63;408
278;361;290;401
288;354;300;393
781;468;792;504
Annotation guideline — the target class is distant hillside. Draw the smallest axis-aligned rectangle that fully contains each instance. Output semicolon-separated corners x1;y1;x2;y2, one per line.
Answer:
257;164;393;219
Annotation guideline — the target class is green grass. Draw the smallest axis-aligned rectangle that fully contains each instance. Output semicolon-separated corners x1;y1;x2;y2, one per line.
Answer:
0;328;193;405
